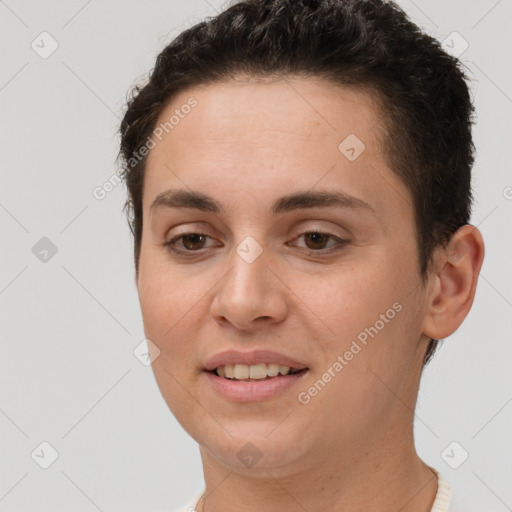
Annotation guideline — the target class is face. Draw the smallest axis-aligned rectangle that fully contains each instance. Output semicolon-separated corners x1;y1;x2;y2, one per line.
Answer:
137;76;432;475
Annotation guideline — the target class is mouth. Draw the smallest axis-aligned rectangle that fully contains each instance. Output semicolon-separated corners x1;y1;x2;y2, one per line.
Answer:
208;363;309;381
202;350;310;401
204;365;309;402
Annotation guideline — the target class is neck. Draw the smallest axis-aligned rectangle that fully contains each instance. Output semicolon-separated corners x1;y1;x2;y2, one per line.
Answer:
196;430;438;512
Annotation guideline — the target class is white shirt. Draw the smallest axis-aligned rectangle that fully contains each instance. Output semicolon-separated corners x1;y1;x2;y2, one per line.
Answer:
175;467;457;512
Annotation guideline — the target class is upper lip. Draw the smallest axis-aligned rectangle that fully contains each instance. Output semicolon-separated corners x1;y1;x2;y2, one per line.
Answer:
204;350;308;372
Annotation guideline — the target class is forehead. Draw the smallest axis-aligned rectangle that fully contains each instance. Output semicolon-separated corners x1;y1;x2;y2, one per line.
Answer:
143;76;410;222
154;76;384;150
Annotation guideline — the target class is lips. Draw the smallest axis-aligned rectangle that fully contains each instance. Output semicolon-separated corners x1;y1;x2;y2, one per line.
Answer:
203;349;308;373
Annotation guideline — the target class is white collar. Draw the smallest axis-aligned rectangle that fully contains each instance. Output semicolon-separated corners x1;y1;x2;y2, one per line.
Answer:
430;467;452;512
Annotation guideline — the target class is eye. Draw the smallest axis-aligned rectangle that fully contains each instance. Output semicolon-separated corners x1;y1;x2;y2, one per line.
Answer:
164;232;217;255
291;231;349;253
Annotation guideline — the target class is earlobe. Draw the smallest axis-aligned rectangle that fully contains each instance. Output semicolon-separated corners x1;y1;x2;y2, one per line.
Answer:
422;224;485;340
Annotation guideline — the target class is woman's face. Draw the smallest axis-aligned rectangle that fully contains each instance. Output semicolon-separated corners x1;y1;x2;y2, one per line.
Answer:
137;77;431;473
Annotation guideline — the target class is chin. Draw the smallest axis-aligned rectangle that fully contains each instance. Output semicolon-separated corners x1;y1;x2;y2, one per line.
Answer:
197;426;309;472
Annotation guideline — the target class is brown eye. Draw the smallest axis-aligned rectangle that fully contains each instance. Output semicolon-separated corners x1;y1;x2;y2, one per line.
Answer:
164;231;220;256
290;231;349;255
181;233;207;250
303;232;330;250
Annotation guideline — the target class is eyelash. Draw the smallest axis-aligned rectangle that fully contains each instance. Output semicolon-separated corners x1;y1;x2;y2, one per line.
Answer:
164;231;349;257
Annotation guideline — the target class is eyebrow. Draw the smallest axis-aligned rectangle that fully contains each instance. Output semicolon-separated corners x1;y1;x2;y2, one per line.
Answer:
149;188;377;217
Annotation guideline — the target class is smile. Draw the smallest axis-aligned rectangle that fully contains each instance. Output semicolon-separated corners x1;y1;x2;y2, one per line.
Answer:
214;363;305;380
205;367;309;402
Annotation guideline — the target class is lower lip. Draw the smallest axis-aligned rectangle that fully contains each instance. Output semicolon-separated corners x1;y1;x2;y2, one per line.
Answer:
204;369;309;402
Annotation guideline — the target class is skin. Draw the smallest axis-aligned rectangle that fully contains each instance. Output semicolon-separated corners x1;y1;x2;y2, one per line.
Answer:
136;76;485;512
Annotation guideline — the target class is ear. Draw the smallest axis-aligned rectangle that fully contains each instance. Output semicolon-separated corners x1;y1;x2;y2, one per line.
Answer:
421;224;485;340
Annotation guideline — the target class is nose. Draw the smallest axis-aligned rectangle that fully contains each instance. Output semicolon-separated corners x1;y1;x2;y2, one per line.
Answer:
209;244;288;331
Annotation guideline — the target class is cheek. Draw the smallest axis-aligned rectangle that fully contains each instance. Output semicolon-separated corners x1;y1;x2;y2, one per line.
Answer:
137;259;196;358
137;254;229;381
137;267;204;410
290;265;400;341
289;252;421;380
138;249;200;326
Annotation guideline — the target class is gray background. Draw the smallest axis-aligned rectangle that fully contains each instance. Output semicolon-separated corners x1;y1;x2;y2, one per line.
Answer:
1;0;511;510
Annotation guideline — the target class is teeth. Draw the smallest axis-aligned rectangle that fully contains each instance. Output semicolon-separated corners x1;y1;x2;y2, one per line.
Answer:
249;363;267;379
279;365;289;375
234;364;250;379
215;363;302;380
267;363;280;377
